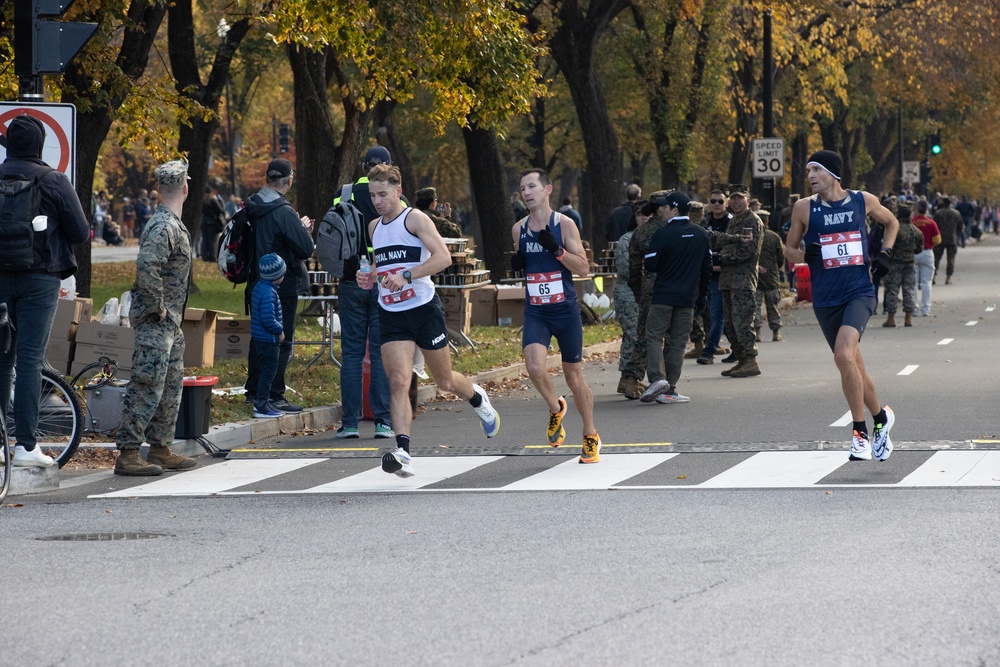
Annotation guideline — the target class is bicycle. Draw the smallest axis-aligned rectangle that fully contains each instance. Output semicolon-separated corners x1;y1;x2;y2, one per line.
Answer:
5;354;116;470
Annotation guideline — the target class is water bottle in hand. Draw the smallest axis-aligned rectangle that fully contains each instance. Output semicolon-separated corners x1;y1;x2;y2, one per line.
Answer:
359;256;373;289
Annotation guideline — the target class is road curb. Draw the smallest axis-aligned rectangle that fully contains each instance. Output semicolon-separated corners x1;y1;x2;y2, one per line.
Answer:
181;339;623;456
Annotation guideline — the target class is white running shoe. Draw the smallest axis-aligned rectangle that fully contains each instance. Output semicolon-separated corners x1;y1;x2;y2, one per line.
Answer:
12;445;55;468
848;430;872;461
639;379;670;403
472;384;500;438
655;391;690;404
872;406;895;461
381;447;414;478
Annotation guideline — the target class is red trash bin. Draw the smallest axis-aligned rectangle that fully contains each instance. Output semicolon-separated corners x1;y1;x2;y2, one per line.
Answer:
794;263;812;302
175;375;219;439
361;342;374;421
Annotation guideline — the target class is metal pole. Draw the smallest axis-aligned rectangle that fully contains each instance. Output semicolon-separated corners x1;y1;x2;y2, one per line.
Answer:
763;10;773;138
225;77;238;197
897;99;904;193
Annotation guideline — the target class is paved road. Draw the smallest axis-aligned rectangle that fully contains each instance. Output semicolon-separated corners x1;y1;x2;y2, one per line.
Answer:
91;243;139;263
5;236;1000;666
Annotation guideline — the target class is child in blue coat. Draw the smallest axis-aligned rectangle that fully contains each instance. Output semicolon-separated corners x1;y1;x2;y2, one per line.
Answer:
251;253;286;418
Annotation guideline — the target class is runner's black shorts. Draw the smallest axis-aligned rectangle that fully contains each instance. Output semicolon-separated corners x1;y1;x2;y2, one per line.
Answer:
379;296;449;350
813;295;876;350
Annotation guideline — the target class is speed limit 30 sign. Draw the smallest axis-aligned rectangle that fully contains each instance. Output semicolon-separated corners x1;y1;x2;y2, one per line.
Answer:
752;138;784;179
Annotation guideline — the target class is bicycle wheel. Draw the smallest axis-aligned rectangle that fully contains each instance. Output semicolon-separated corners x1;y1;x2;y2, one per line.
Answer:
6;368;83;468
0;422;10;502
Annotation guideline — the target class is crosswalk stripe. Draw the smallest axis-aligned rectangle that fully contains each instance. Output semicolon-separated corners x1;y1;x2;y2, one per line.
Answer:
830;411;852;427
502;453;677;491
698;451;847;488
90;459;326;497
88;451;1000;498
938;338;954;345
898;451;1000;486
897;365;919;375
292;456;503;494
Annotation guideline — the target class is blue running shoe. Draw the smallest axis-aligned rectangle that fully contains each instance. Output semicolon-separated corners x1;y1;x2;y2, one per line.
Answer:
472;384;500;438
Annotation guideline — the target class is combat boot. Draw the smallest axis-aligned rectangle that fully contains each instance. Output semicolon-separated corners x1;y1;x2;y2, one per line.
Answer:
883;313;896;327
684;341;704;359
945;276;953;285
623;376;641;400
772;330;782;342
147;445;197;471
904;312;913;327
721;358;745;377
114;449;163;477
730;356;761;377
617;373;628;394
754;327;762;342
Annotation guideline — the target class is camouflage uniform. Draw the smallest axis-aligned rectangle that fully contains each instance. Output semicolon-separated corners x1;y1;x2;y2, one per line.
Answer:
613;230;640;375
715;209;764;361
883;218;924;315
754;228;784;333
429;211;463;239
116;197;192;451
626;214;670;380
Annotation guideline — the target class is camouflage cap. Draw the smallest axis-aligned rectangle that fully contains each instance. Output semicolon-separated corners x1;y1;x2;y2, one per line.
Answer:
688;200;705;210
649;190;674;205
155;160;190;186
415;187;437;201
728;183;750;197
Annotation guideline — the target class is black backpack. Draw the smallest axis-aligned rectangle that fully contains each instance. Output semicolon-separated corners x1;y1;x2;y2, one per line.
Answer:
316;183;366;278
218;206;255;283
0;170;51;271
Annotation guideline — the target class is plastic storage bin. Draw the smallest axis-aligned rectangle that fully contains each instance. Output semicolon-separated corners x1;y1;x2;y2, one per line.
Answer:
175;375;219;439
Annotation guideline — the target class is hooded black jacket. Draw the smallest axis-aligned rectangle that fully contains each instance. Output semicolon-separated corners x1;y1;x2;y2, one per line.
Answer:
0;115;89;278
244;187;315;300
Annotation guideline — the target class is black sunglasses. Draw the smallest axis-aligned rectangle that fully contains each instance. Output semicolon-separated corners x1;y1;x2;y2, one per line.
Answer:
710;198;726;204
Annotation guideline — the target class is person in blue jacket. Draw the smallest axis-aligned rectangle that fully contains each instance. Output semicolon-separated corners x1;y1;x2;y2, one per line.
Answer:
251;253;287;419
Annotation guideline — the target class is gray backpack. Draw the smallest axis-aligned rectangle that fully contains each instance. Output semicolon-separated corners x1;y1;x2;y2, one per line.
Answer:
316;183;365;278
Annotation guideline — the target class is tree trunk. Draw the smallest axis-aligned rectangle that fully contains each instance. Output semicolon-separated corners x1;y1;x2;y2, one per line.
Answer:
462;125;513;281
791;131;808;196
544;0;629;254
374;101;415;201
168;0;250;241
62;2;169;298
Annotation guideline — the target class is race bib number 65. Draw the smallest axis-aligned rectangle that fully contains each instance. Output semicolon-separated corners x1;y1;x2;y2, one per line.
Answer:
526;271;566;305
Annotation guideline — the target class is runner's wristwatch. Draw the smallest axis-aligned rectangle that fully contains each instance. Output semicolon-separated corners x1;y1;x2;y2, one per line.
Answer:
402;270;413;283
554;248;566;260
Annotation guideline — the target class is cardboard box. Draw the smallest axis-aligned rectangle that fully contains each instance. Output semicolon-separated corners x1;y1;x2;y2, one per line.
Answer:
50;297;93;342
181;308;223;368
73;342;134;372
72;360;130;381
469;285;497;327
214;332;251;360
216;317;252;335
495;284;525;327
76;321;137;349
45;339;75;375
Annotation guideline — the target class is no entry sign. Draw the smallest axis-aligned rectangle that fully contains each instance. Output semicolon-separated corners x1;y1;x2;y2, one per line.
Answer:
0;102;77;185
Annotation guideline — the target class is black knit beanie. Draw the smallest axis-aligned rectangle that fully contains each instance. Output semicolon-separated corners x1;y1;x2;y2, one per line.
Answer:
806;150;843;181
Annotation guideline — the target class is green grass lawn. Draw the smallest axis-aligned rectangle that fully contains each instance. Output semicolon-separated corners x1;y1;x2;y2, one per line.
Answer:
89;261;622;426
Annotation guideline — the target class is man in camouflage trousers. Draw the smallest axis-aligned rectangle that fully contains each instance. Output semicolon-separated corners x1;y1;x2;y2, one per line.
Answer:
613;200;651;393
623;192;673;399
713;184;764;378
114;160;197;476
754;218;785;342
881;204;924;328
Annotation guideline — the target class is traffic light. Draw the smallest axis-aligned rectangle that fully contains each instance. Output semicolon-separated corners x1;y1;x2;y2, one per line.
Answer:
920;161;932;185
930;131;942;155
279;124;290;153
14;1;99;76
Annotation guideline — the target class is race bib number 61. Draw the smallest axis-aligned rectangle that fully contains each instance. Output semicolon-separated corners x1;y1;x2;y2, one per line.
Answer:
819;231;864;269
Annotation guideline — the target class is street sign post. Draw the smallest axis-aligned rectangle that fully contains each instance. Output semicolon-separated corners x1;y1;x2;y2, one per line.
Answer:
0;102;78;185
752;138;785;179
903;160;920;184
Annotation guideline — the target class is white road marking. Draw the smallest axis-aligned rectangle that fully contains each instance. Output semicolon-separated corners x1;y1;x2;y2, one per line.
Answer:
986;305;995;312
698;451;847;488
299;455;503;493
937;338;954;345
966;321;978;326
898;451;1000;487
830;411;853;427
897;365;919;376
503;453;677;490
89;458;326;497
